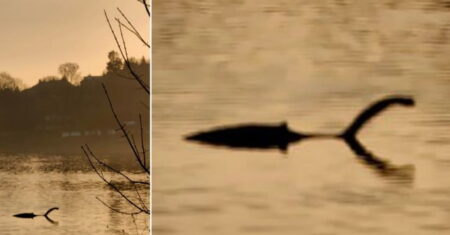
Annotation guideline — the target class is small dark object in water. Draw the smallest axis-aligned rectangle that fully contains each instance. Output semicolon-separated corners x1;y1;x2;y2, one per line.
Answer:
185;95;415;151
186;122;305;151
14;207;59;219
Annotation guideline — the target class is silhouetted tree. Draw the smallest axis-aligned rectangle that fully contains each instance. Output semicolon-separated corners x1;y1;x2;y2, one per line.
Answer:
58;63;82;85
106;50;123;74
140;56;147;65
38;75;60;83
0;72;25;91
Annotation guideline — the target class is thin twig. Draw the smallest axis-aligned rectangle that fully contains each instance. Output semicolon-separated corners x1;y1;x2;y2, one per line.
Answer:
104;11;149;94
85;145;149;185
117;19;129;61
102;84;149;173
131;214;139;235
117;8;150;48
116;19;150;48
139;114;147;167
83;145;149;213
137;0;151;17
122;50;149;93
82;145;105;178
84;144;149;213
131;135;139;158
105;11;126;64
96;197;142;215
132;183;149;212
144;3;150;17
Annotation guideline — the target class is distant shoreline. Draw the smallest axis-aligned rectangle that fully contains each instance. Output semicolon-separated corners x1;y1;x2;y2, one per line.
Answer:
0;133;148;156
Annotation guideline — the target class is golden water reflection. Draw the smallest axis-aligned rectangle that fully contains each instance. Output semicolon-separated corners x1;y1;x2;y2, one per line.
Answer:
0;154;149;234
155;0;450;234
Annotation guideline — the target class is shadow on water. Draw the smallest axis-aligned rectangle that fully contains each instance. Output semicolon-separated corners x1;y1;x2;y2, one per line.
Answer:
185;95;415;182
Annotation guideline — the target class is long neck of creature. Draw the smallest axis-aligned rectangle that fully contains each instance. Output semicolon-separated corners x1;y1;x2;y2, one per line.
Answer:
340;96;414;139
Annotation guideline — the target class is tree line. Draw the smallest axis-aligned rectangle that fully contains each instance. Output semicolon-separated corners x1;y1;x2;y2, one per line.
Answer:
0;51;149;136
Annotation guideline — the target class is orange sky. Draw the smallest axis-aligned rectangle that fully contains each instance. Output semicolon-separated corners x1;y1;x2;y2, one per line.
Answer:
0;0;149;86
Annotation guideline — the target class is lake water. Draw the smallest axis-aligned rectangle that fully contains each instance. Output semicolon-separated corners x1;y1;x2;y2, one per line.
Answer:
154;1;450;234
0;153;149;235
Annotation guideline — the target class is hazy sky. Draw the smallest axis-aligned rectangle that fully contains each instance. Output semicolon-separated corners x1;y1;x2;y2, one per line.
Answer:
0;0;149;86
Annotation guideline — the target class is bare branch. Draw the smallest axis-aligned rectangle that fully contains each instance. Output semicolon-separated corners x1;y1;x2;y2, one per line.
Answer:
131;135;139;158
144;3;150;17
132;184;149;212
104;11;149;94
96;197;143;215
105;11;126;65
102;84;149;173
139;114;147;168
116;19;150;48
85;145;149;185
83;145;149;214
117;8;150;48
88;2;151;223
137;0;151;17
83;144;150;213
82;145;106;179
116;19;130;61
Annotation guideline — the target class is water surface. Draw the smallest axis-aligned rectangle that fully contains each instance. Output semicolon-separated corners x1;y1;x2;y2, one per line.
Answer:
0;154;149;234
154;1;450;234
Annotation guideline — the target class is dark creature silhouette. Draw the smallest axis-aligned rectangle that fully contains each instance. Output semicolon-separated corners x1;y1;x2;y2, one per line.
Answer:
14;207;59;224
185;95;415;151
186;122;304;151
185;96;415;180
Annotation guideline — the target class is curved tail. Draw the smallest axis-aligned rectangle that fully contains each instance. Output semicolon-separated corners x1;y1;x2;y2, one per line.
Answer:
43;207;59;218
340;96;415;139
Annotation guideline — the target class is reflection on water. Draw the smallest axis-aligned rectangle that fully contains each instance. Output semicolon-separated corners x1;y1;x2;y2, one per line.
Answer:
0;154;148;234
155;0;450;234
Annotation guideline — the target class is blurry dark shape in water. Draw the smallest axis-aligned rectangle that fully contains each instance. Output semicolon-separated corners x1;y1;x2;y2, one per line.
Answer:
185;95;415;181
185;95;415;152
14;207;59;224
186;122;305;152
344;136;414;182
